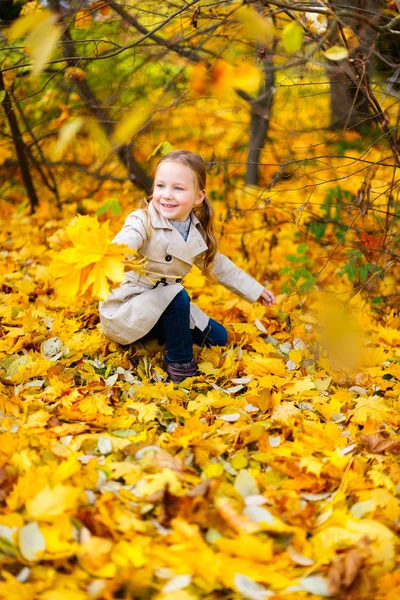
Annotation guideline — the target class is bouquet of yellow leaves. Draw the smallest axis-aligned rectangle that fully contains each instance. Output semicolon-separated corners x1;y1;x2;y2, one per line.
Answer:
49;215;145;301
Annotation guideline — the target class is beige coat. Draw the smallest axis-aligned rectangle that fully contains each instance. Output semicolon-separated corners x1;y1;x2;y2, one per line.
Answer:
99;201;264;345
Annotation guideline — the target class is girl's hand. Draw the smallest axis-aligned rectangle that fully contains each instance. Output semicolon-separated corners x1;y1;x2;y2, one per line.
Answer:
258;288;276;306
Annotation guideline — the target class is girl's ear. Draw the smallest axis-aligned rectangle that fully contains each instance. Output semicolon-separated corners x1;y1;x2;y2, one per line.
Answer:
195;189;206;205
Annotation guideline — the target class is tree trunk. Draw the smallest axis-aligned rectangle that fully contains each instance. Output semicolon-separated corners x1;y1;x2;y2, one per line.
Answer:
48;0;152;194
246;44;276;186
328;0;384;130
0;71;38;213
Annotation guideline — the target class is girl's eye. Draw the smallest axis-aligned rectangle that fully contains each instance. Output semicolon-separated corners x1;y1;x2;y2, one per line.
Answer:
175;187;183;191
156;184;164;188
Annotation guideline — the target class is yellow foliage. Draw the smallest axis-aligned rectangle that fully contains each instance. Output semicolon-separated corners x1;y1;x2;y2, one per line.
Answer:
49;215;143;301
52;118;84;161
25;484;81;521
190;60;260;97
312;515;396;576
235;5;279;44
1;5;400;596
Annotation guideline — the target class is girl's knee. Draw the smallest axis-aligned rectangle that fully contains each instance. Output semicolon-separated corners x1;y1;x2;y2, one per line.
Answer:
206;320;228;346
172;289;190;307
215;326;228;346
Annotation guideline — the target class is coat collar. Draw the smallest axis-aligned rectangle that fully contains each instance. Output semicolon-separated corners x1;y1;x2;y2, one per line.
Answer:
148;199;202;229
147;200;208;264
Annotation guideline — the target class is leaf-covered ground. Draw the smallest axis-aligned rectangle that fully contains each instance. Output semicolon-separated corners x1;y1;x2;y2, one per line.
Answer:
0;172;400;600
1;25;400;595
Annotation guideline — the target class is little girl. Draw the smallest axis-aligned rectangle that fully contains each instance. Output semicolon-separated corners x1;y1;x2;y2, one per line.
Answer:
99;150;275;382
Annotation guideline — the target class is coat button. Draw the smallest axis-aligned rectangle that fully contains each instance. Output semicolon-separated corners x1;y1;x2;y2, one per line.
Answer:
176;278;182;283
165;254;172;262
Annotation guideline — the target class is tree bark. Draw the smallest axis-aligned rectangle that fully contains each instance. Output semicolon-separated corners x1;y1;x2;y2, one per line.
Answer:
0;71;39;213
48;0;152;194
246;46;276;186
328;0;384;130
240;1;278;185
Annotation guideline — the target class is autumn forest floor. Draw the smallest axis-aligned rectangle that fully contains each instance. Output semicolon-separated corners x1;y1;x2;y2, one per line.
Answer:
0;72;400;600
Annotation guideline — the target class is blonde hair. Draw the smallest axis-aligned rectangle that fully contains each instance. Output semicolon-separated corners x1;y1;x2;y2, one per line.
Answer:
142;150;218;279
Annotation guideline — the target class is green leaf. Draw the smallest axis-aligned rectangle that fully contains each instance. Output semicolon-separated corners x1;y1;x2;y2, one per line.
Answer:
307;221;326;239
16;199;29;214
111;429;138;438
297;243;308;254
282;21;304;54
147;141;171;160
0;91;5;103
359;264;369;281
324;46;349;61
96;198;122;217
347;265;357;282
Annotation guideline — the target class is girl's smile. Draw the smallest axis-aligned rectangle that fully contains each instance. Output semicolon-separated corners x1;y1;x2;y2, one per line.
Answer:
153;161;205;222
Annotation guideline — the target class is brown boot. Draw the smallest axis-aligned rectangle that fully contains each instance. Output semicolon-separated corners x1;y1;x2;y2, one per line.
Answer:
165;359;198;383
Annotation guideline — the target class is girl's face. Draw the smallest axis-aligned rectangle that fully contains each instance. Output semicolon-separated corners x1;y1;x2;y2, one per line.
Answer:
152;161;205;222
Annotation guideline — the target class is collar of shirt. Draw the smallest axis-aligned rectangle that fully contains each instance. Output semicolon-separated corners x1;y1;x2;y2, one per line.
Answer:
169;215;191;241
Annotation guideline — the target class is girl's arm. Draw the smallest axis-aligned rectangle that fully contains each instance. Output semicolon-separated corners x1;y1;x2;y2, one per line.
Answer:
195;252;275;306
112;211;148;251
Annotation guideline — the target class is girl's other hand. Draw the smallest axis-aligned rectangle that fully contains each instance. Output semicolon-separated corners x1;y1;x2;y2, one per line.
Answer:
258;288;276;306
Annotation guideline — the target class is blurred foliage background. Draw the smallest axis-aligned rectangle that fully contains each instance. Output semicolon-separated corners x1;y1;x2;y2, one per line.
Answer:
1;0;399;307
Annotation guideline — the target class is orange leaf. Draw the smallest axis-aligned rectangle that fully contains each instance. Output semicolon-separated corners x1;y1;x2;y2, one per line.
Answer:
361;432;400;454
215;497;259;534
358;231;385;262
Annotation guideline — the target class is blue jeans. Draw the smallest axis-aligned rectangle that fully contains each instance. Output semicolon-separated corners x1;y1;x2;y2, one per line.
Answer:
141;289;228;363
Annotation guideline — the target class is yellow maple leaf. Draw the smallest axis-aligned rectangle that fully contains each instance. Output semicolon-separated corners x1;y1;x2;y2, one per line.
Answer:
7;356;51;384
25;484;81;521
75;392;114;416
299;456;324;477
312;515;396;576
78;536;116;578
50;455;81;486
243;354;286;377
49;215;143;301
23;409;50;428
129;402;159;423
40;590;89;600
284;375;316;395
111;540;146;568
216;534;273;562
40;516;78;559
351;397;393;424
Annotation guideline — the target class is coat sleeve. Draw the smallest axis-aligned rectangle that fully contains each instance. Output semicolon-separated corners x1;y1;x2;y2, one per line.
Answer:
112;210;148;252
195;251;264;304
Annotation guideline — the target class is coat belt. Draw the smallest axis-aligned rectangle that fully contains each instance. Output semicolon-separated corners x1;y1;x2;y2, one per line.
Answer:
152;276;183;288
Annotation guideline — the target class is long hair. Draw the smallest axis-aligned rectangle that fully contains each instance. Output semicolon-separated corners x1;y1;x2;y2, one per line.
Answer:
142;150;218;279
